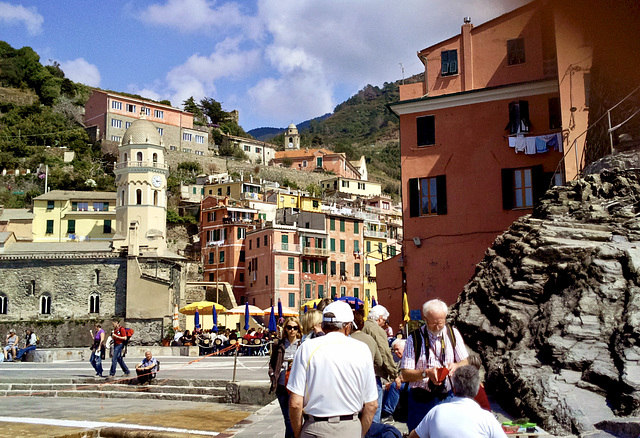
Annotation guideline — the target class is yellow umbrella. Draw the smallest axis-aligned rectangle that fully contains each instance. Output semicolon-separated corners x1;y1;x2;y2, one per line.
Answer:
299;298;322;311
179;301;227;315
225;305;264;315
266;306;299;317
403;292;410;323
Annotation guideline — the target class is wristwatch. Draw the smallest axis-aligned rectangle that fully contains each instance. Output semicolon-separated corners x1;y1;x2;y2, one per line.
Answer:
421;369;427;379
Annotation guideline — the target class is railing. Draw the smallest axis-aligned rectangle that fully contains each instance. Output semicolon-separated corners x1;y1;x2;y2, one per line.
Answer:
115;161;168;170
364;229;388;238
273;243;300;253
302;247;329;257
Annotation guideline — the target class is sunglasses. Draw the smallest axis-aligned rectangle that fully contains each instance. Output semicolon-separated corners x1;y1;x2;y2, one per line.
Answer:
285;325;299;331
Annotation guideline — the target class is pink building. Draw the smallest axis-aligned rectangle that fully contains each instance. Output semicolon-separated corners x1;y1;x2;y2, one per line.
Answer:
271;148;361;180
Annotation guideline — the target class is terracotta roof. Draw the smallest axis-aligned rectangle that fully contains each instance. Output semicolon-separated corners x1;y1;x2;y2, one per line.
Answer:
273;148;338;159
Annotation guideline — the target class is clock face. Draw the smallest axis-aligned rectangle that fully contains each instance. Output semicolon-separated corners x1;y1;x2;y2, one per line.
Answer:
152;175;162;188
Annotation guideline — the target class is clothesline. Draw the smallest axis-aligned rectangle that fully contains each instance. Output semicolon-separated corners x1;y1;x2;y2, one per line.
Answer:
507;132;563;155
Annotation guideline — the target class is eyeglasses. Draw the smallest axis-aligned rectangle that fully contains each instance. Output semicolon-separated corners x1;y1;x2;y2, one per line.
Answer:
285;325;299;331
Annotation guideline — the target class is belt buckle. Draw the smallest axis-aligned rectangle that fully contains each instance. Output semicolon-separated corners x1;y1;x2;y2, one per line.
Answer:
328;416;340;423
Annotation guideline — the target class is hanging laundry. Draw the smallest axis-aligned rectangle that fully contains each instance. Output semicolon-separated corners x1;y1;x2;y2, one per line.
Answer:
524;137;537;154
514;135;526;153
508;137;516;148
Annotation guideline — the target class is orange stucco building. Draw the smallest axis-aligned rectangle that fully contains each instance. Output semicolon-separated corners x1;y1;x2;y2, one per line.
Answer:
386;1;592;322
271;148;362;180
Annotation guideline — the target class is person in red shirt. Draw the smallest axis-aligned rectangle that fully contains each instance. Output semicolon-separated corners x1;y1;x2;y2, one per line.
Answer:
108;320;130;379
467;355;491;411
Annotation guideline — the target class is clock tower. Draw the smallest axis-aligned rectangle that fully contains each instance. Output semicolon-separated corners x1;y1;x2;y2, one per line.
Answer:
113;115;168;256
284;123;300;150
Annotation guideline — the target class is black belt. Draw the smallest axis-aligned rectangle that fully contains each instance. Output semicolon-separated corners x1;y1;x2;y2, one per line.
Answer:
304;413;358;423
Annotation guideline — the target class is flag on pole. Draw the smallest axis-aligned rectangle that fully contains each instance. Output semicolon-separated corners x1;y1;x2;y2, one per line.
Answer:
403;292;410;323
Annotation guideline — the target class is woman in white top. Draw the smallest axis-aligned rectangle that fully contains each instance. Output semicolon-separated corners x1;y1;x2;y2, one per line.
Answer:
4;329;19;361
15;329;37;361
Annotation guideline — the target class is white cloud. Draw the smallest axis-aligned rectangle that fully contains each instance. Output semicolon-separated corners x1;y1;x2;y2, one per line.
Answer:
59;58;101;87
0;1;43;35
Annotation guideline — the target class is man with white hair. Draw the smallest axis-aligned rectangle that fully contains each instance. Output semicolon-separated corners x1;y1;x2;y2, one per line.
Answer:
363;304;399;423
408;365;506;438
288;300;378;438
401;299;469;432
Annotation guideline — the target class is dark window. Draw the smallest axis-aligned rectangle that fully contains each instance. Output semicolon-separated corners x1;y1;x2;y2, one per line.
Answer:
340;220;345;232
103;220;112;234
288;293;295;308
47;200;54;210
239;250;245;262
507;38;525;65
209;273;214;281
89;294;99;313
501;165;549;210
239;273;244;282
505;100;531;134
288;257;295;270
257;237;260;248
266;275;269;285
340;262;346;276
72;202;77;211
46;220;54;234
0;294;7;314
318;285;324;298
340;240;345;253
136;189;142;205
288;274;295;285
330;238;336;252
331;286;336;298
219;251;225;262
354;263;360;277
408;175;448;217
417;115;435;146
441;49;458;76
354;222;359;234
40;295;51;314
330;261;336;275
264;235;268;246
548;97;562;130
67;220;76;234
330;218;335;230
209;252;214;264
305;283;311;299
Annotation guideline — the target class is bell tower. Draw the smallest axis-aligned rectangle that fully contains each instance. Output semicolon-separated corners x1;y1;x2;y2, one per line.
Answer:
284;123;300;150
113;114;168;256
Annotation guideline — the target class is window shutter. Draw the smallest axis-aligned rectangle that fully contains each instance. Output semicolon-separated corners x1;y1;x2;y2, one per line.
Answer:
409;178;420;217
436;175;447;215
532;165;546;204
501;168;514;210
519;100;531;132
449;50;458;74
441;51;449;75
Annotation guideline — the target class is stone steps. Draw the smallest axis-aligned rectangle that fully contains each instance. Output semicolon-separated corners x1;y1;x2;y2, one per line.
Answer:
0;378;229;403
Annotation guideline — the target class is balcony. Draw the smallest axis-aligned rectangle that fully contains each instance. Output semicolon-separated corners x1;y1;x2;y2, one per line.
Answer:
302;247;329;257
273;243;300;253
115;161;168;170
240;192;263;201
364;229;388;239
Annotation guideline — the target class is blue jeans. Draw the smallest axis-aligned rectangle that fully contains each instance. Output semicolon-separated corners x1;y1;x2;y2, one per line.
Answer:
275;385;295;438
15;345;36;361
374;377;383;423
406;389;453;432
90;349;103;375
110;343;130;376
382;382;407;417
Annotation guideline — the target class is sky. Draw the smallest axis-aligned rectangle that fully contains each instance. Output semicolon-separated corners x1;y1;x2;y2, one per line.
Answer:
0;0;527;131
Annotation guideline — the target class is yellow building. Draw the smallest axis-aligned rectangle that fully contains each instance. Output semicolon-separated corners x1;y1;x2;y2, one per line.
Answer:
268;189;322;213
32;191;117;242
204;179;262;202
321;177;382;199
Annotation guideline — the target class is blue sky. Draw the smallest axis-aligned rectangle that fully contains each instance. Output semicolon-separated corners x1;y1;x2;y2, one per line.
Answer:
0;0;526;131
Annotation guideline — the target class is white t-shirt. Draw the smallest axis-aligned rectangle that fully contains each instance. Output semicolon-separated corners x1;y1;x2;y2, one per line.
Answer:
414;397;507;438
287;331;378;417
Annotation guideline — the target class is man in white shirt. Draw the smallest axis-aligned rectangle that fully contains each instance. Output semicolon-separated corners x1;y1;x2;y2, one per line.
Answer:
288;301;378;438
408;365;507;438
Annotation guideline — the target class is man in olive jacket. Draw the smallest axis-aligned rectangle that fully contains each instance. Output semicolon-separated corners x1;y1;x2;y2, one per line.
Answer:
362;305;398;423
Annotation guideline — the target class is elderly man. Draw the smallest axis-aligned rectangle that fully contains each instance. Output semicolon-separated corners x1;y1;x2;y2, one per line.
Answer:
363;304;399;423
408;365;506;438
135;351;158;385
288;301;378;438
401;299;469;432
381;339;408;421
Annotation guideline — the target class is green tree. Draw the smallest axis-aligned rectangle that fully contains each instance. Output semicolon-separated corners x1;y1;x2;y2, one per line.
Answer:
200;97;230;125
183;97;204;124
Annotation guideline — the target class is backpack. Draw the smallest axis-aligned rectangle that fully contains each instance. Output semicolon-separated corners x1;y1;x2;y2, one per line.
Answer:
124;327;134;344
411;324;456;367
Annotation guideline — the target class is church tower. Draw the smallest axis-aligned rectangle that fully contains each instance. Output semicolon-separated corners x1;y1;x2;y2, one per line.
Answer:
113;114;168;256
284;123;300;150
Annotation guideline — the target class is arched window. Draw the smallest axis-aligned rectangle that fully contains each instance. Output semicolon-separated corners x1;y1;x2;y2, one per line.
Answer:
153;190;158;206
124;152;128;162
0;293;7;314
136;151;143;161
89;293;100;314
120;190;126;206
152;153;158;163
40;294;51;315
95;269;101;286
136;189;142;205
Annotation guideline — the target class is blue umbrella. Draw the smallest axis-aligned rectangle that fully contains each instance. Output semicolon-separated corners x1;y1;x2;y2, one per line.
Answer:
212;305;218;333
268;306;277;332
372;298;377;307
304;305;308;313
355;300;360;311
278;299;283;320
244;302;250;331
336;296;364;307
313;302;317;308
194;308;201;329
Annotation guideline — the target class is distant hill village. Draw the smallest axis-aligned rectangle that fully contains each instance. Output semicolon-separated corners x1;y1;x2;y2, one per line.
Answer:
0;0;636;348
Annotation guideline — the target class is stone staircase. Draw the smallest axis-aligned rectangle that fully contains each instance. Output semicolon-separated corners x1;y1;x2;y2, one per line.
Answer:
0;377;229;403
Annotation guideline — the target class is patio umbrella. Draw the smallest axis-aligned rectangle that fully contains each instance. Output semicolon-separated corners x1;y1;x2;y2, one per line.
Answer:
268;306;277;332
299;298;322;311
354;299;359;311
173;304;180;330
179;301;227;314
278;299;283;320
194;308;201;329
267;306;298;317
304;306;308;313
226;304;265;315
244;302;250;331
212;304;218;333
336;296;364;307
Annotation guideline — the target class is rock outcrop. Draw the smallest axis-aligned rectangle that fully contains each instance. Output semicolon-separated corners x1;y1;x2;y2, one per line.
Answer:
450;166;640;436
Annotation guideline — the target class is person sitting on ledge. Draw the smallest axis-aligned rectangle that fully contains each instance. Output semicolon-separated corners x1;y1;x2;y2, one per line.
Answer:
3;329;18;362
135;351;158;385
15;329;37;362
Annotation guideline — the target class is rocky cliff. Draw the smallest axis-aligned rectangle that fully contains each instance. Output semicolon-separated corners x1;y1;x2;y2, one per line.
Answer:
450;160;640;436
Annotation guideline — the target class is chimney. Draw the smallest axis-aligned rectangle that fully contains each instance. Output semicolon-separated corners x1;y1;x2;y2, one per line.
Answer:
461;17;474;91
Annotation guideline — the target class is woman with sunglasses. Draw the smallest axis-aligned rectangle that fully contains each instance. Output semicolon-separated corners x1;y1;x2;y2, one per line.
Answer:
268;316;302;438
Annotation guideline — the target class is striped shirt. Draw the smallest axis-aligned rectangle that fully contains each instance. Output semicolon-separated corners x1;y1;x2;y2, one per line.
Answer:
400;326;468;391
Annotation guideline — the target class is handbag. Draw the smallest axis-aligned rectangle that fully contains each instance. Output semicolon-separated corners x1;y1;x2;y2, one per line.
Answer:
100;345;106;360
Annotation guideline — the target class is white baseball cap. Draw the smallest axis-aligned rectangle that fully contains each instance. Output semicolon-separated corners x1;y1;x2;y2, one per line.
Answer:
322;301;354;324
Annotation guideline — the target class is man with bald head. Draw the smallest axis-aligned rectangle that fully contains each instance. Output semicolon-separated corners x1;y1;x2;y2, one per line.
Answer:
400;299;469;431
